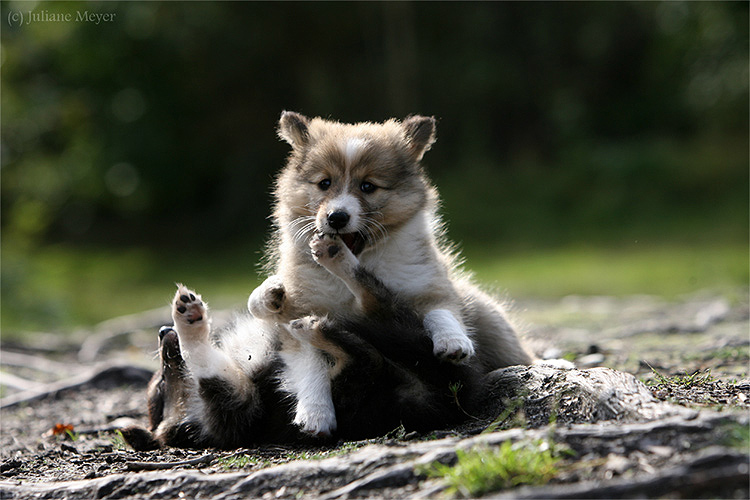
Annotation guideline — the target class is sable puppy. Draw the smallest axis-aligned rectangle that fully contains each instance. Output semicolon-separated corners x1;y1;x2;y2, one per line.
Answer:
249;112;533;436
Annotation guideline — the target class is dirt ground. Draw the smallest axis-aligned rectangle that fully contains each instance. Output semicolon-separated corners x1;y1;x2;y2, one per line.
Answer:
1;289;748;498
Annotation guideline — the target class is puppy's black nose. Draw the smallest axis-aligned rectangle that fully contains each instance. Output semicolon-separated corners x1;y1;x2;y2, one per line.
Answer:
327;211;350;230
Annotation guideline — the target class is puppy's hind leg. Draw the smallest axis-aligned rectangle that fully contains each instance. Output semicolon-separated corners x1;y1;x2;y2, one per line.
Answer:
122;324;204;450
172;285;263;448
459;286;533;369
171;285;246;389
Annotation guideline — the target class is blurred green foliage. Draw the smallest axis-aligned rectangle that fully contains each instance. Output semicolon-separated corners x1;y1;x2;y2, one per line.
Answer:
1;1;748;331
2;1;747;245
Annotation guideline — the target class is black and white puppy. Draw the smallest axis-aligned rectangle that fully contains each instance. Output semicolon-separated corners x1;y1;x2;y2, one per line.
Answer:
122;237;483;450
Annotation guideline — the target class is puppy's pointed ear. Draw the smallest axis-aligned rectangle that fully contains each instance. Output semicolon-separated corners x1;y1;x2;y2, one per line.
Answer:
278;111;311;149
403;115;436;161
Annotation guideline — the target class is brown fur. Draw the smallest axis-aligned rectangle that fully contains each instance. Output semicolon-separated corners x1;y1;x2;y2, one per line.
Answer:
246;112;533;436
261;111;532;368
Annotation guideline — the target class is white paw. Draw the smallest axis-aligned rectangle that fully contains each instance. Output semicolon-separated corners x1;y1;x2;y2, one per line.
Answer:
172;284;210;341
424;309;475;364
432;331;476;364
288;316;321;342
294;403;337;438
248;275;286;319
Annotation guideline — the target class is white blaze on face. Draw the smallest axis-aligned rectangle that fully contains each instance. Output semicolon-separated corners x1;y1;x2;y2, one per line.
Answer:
316;137;368;233
344;137;367;166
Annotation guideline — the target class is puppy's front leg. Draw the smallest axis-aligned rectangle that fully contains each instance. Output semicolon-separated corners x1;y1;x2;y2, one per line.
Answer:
424;308;476;364
248;275;287;320
279;338;337;438
309;234;379;314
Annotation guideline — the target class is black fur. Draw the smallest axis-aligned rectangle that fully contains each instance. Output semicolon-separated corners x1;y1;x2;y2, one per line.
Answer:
323;318;475;439
140;329;214;449
327;267;483;439
125;271;483;450
134;327;298;450
196;362;298;449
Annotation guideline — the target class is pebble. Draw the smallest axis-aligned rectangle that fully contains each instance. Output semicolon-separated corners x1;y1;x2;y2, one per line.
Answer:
577;353;606;367
604;453;632;475
645;445;674;457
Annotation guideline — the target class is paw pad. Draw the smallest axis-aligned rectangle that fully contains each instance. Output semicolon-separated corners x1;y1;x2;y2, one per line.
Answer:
290;316;320;332
173;285;205;324
248;275;286;318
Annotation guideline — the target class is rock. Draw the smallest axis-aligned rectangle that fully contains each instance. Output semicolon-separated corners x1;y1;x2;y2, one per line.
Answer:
476;365;696;428
577;353;606;367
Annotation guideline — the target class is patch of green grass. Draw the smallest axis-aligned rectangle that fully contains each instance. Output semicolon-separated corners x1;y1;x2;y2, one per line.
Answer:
721;422;750;451
280;442;369;462
465;243;748;299
111;431;128;451
711;346;750;362
482;395;528;434
421;440;570;497
562;352;578;362
644;365;716;388
327;441;368;457
1;241;265;336
683;346;750;364
216;453;267;470
215;442;369;472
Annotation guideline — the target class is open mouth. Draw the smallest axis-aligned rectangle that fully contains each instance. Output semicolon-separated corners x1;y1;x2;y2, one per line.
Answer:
338;232;366;255
159;327;182;360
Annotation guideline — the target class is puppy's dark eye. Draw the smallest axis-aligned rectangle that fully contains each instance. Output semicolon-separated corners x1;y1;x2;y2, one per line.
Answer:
318;179;331;191
360;182;377;194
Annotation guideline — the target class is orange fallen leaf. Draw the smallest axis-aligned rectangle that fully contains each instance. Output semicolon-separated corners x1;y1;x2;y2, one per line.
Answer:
47;423;75;436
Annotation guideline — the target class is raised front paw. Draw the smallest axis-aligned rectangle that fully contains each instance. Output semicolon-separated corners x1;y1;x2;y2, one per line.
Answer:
310;233;343;263
248;275;286;319
309;233;358;277
172;284;210;341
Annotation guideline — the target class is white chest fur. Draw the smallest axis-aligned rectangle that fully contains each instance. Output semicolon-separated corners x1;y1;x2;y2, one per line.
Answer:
359;212;445;299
